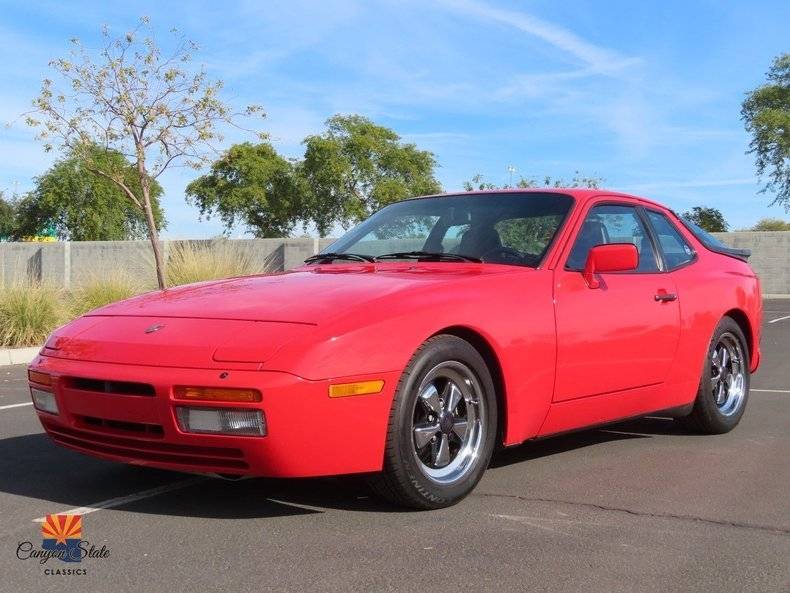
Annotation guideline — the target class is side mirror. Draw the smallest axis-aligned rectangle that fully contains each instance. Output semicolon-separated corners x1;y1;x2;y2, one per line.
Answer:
583;243;638;288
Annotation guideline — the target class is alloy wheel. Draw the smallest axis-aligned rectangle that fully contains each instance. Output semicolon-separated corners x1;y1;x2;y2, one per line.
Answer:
710;332;746;417
411;361;486;484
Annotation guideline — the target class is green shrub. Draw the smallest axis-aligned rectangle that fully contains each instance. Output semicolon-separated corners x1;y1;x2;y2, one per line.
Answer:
0;283;65;347
167;240;262;286
68;272;145;317
750;218;790;231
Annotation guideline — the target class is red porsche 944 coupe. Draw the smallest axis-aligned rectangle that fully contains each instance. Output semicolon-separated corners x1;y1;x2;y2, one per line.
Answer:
28;189;762;509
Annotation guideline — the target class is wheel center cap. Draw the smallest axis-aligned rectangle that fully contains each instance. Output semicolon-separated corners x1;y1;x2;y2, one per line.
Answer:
439;412;455;434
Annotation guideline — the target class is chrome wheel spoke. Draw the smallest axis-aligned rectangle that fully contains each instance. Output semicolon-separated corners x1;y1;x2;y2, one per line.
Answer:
710;353;721;383
711;347;723;381
452;420;469;441
413;422;440;449
732;373;744;396
715;381;725;405
420;384;441;414
447;383;463;413
434;433;450;467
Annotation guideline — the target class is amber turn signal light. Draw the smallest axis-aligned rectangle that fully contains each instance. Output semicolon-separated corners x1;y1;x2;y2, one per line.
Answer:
28;370;53;386
174;386;262;402
328;380;385;398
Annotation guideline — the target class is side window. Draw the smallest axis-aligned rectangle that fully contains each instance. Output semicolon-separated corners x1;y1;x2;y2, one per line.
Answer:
646;210;695;270
441;223;471;253
354;215;440;256
495;215;563;257
567;204;659;272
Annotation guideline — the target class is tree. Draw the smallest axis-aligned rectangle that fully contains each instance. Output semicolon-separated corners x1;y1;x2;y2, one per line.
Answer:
24;18;264;288
0;193;14;240
460;173;604;253
463;171;603;191
188;115;442;237
682;206;729;232
462;174;498;191
302;115;441;235
741;54;790;211
186;142;302;238
751;217;790;231
14;145;164;241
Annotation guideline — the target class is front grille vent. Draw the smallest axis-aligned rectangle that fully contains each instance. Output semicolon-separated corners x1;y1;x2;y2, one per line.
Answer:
80;416;164;437
66;377;156;396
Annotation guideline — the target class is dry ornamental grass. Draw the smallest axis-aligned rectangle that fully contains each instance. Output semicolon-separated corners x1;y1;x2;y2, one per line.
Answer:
0;241;269;348
166;240;263;286
0;283;65;347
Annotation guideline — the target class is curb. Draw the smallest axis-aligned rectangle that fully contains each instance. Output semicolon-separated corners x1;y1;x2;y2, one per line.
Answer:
0;347;41;366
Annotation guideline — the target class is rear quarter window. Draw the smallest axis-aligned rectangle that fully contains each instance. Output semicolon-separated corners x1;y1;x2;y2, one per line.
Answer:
646;210;695;270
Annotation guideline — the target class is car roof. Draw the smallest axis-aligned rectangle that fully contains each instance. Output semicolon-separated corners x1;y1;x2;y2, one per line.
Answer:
414;188;668;210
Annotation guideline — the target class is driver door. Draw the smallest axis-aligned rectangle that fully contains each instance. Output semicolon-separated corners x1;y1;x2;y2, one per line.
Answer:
553;202;680;401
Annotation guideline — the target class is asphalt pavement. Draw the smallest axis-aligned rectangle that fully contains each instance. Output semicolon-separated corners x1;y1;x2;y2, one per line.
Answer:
1;300;788;593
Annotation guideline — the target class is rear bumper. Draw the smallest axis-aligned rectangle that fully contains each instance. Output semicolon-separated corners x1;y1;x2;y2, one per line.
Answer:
28;354;399;478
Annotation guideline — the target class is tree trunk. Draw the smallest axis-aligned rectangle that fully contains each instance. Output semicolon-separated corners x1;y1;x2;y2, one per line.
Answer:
136;150;166;289
143;193;166;290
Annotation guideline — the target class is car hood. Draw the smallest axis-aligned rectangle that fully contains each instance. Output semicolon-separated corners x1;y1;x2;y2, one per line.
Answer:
87;263;515;324
43;264;521;368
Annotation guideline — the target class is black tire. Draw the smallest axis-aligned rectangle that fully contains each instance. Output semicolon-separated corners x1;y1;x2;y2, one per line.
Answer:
678;316;750;434
369;335;498;509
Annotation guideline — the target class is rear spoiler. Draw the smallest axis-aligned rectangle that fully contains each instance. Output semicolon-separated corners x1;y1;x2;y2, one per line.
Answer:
705;244;751;262
673;214;751;262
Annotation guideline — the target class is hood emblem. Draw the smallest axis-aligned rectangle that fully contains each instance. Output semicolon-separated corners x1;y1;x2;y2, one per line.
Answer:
144;323;165;334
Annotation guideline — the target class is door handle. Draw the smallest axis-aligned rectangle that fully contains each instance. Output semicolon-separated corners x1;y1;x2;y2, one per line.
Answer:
654;292;677;302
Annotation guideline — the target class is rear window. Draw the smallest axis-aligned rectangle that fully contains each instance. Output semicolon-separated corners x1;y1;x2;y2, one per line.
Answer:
676;212;751;262
678;216;727;249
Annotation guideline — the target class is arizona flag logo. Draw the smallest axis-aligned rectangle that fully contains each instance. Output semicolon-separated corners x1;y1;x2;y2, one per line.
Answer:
41;514;83;563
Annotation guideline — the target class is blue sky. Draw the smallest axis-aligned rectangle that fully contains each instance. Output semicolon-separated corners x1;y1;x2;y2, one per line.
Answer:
1;0;788;237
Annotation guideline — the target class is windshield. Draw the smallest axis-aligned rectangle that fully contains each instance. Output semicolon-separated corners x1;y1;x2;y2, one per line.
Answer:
322;193;574;267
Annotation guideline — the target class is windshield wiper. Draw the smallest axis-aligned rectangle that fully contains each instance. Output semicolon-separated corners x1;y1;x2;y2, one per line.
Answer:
374;251;482;263
304;252;376;264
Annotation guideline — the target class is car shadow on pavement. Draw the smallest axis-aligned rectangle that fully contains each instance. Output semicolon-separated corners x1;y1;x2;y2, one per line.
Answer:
0;416;694;518
489;415;696;469
0;433;322;518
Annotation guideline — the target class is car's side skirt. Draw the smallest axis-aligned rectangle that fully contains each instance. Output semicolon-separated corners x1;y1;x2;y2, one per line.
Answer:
536;383;672;437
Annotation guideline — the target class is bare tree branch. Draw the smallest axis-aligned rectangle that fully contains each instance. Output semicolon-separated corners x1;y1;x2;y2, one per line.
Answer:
22;17;266;288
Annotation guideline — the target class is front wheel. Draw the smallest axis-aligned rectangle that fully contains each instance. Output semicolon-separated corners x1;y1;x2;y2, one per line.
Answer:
679;317;750;434
369;335;497;509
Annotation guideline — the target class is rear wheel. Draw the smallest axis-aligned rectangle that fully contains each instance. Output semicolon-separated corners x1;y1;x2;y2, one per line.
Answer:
679;317;750;434
369;335;497;509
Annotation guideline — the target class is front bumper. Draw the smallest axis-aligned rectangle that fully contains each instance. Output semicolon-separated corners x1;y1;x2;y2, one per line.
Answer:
28;354;399;478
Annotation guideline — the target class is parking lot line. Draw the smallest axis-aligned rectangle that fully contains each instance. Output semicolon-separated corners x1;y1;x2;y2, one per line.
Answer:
32;476;207;523
752;389;790;393
0;402;33;411
768;315;790;324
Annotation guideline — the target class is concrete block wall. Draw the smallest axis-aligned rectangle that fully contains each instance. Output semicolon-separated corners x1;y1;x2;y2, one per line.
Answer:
69;240;157;289
712;232;789;296
1;232;788;294
0;238;322;289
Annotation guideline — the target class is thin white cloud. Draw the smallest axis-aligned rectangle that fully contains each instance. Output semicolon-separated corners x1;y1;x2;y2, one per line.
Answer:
435;0;640;74
619;178;756;192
